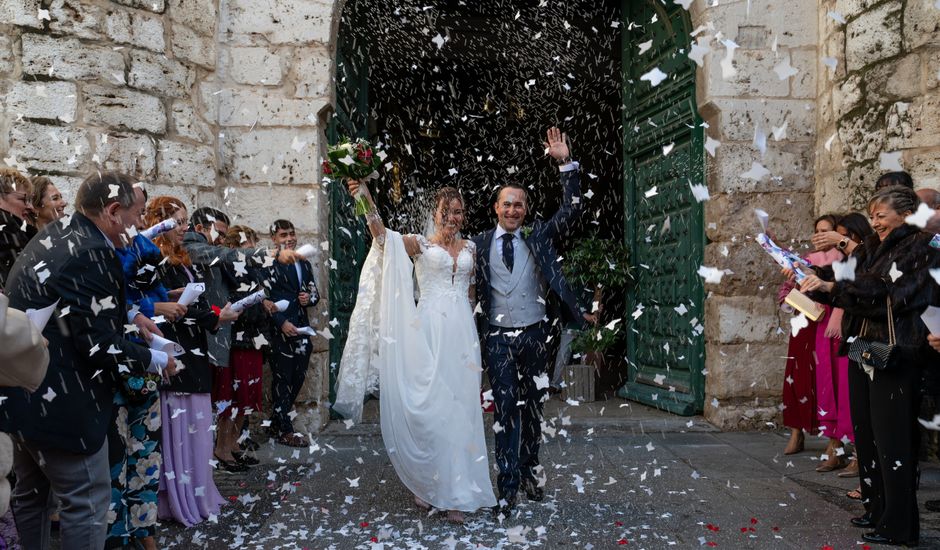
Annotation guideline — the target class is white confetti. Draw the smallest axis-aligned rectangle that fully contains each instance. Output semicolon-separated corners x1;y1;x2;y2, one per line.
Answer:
640;67;668;86
773;56;799;80
907;203;936;228
740;161;771;181
879;151;903;171
889;262;903;282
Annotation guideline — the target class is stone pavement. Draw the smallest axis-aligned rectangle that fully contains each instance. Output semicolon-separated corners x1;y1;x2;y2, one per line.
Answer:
147;398;940;549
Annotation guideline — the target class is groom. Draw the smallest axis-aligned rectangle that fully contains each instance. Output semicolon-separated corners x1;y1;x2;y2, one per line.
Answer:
474;127;586;515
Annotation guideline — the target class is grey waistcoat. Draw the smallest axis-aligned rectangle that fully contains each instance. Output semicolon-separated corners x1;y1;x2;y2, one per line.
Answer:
488;235;548;328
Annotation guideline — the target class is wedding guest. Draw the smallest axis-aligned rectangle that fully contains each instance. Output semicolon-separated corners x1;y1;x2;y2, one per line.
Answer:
267;219;319;447
105;197;185;550
182;208;302;451
0;168;35;289
1;171;172;550
875;171;914;190
801;185;940;546
213;225;268;466
27;176;67;228
147;197;241;525
807;214;854;473
0;293;49;550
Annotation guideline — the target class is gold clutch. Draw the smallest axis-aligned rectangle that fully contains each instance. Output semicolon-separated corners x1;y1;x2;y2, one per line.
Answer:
785;288;825;322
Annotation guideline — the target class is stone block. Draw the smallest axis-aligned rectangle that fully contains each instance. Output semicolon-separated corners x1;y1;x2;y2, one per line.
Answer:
845;1;902;72
0;35;12;74
846;163;883;210
705;295;783;345
704;191;814;243
710;98;816;143
9;121;91;172
909;150;940;190
105;8;165;52
112;0;164;13
702;49;790;100
713;142;814;194
84;84;166;134
143;181;198;206
198;80;219;122
704;341;788;400
5;81;78;123
225;47;284;86
171;22;216;69
94;132;156;178
171;101;213;143
886;95;940;150
291;46;331;98
48;0;105;40
704;399;781;431
217;89;327;127
832;74;862;118
222;0;332;45
865;53;921;104
0;0;41;27
835;0;879;21
789;49;816;99
157;140;215;186
837;106;886;164
821;30;846;82
128;50;194;99
927;52;940;90
904;0;940;51
221;128;320;185
814;169;854;215
22;34;125;82
702;0;818;49
167;0;217;36
703;241;782;297
222;183;320;234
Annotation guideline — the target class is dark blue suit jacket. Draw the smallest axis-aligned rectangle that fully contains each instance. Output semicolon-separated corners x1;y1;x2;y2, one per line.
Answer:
473;167;585;334
267;257;319;331
0;213;152;454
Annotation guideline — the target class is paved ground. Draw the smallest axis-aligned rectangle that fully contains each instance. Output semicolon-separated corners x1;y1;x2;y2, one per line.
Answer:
143;398;940;549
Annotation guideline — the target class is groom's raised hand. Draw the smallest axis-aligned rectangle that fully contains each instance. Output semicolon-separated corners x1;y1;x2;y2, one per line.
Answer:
543;127;570;163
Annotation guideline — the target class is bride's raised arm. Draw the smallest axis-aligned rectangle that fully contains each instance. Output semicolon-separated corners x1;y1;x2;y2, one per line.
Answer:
346;179;421;256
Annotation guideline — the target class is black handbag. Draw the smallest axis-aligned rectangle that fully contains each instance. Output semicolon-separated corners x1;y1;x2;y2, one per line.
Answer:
848;297;898;371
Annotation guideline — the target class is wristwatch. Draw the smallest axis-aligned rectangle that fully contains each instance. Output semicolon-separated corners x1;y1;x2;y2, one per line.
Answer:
837;237;850;251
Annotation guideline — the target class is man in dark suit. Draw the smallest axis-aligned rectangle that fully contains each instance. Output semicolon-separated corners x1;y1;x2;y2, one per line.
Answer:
266;219;319;447
0;171;175;550
473;127;586;516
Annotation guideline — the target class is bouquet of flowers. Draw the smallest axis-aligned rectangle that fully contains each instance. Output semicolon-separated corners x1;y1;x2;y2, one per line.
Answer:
322;137;385;216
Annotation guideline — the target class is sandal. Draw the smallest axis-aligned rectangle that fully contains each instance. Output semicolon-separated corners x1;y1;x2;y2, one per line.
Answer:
846;488;862;500
233;450;260;466
277;432;309;447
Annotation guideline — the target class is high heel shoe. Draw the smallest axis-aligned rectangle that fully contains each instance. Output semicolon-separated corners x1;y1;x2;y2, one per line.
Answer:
214;454;248;473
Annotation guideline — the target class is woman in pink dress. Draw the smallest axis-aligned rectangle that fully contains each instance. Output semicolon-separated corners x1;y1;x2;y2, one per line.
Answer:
806;215;853;471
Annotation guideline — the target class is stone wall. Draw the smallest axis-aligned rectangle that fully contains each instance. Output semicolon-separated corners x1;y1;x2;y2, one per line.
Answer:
0;0;339;432
816;0;940;212
691;0;820;429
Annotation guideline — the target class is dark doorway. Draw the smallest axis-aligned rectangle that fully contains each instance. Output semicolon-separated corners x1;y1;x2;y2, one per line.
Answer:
330;0;629;398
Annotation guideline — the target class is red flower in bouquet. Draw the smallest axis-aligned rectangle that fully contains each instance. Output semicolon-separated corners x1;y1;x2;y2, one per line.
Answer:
322;137;385;215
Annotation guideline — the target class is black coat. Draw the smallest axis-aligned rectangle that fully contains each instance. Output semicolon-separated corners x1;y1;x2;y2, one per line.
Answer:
0;213;151;454
157;262;219;394
0;207;37;289
814;224;940;363
266;258;318;332
226;262;272;351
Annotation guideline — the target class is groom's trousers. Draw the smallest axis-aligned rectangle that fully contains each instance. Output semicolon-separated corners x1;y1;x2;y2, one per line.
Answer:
484;321;551;501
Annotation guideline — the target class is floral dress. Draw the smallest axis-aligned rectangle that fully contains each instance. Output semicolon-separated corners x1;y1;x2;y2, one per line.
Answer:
105;387;162;547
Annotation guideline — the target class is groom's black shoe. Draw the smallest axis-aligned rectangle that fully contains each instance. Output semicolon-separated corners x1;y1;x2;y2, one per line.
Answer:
521;478;544;502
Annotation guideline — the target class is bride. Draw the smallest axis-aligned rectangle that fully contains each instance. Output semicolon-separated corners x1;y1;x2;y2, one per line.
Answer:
332;181;496;522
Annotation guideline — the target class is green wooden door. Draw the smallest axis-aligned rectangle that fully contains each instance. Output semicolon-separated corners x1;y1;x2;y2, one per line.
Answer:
618;0;706;415
327;35;370;410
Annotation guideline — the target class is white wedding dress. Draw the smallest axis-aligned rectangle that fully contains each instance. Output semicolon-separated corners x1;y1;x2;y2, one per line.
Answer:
333;230;496;512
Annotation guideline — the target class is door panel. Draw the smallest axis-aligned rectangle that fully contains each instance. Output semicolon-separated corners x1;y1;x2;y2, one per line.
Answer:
619;0;705;415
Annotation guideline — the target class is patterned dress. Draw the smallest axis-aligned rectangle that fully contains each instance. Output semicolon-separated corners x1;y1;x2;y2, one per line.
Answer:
105;382;162;547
